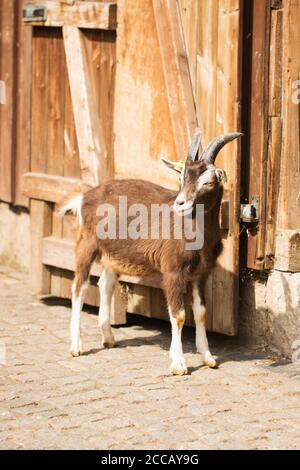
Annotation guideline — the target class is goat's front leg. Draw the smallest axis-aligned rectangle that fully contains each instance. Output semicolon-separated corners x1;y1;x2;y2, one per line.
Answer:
98;268;117;348
192;282;216;368
163;273;188;376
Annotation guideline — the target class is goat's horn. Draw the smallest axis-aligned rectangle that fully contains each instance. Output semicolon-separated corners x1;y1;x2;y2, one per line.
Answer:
187;128;202;161
200;133;243;164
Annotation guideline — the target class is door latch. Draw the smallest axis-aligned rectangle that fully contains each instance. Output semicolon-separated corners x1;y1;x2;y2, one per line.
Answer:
23;4;47;22
240;196;259;223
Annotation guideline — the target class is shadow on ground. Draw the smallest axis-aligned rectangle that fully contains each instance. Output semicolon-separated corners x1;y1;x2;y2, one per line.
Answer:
41;295;286;369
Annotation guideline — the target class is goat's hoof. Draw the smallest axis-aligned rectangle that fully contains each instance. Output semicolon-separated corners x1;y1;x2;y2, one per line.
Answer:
204;353;217;368
170;362;188;376
103;337;115;349
70;350;81;357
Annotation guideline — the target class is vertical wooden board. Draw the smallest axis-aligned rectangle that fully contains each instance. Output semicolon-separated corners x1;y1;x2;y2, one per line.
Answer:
246;0;271;269
51;210;63;297
0;0;17;202
264;7;283;268
83;29;116;177
265;116;282;267
152;0;197;160
212;0;242;335
47;28;65;176
113;0;178;190
269;9;283;117
278;0;300;231
46;30;66;297
196;0;219;330
14;0;32;207
31;28;49;173
196;0;219;145
178;0;199;93
111;284;127;326
30;200;52;294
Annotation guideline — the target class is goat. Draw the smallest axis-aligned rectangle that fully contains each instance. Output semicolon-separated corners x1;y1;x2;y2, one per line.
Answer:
60;131;242;375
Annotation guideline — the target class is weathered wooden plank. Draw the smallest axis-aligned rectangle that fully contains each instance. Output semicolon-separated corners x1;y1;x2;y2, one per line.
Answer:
277;0;300;231
84;28;116;179
31;27;49;173
14;0;32;207
113;0;178;190
46;29;65;296
23;1;117;30
196;0;219;147
0;0;17;202
269;9;283;117
196;0;220;331
30;200;52;293
212;0;243;336
47;28;65;176
265;116;282;268
247;0;271;269
63;26;108;186
178;0;199;93
22;172;91;203
152;0;198;161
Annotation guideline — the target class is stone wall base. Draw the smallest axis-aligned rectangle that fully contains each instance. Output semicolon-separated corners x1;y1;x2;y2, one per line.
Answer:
239;270;300;359
0;202;30;272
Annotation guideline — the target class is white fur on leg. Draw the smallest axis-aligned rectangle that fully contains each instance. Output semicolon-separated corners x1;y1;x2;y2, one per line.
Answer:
192;283;216;368
98;268;117;348
70;281;88;357
169;309;188;375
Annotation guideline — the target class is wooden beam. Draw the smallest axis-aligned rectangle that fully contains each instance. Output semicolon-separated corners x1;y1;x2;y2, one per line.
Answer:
63;26;108;186
23;1;117;30
152;0;198;160
22;172;91;203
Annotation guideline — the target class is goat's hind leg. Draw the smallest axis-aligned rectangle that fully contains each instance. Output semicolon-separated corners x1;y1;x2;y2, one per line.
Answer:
98;268;117;348
70;235;97;357
192;282;216;368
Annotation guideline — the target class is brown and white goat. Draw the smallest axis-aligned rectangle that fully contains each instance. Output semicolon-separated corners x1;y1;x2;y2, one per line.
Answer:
60;132;242;375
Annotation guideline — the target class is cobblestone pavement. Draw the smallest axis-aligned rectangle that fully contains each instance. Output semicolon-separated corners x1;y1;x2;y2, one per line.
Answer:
0;267;300;450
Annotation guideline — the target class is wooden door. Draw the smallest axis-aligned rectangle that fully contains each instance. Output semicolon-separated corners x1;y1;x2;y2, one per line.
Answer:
22;0;243;335
22;1;122;318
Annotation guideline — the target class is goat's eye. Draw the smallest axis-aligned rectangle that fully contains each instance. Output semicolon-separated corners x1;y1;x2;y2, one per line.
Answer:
204;182;214;188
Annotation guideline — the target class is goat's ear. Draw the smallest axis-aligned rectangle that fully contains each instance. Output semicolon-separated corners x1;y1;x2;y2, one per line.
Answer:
161;157;184;174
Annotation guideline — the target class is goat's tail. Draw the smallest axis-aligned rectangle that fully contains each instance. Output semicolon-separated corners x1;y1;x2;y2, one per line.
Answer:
58;193;83;225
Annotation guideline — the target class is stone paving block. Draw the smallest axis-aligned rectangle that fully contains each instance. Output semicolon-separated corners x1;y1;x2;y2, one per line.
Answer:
1;270;300;449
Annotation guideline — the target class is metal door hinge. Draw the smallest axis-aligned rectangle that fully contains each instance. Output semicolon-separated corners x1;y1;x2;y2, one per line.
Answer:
240;196;259;223
23;4;47;22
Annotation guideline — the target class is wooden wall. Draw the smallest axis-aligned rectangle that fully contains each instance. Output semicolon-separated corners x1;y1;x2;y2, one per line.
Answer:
0;0;31;207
